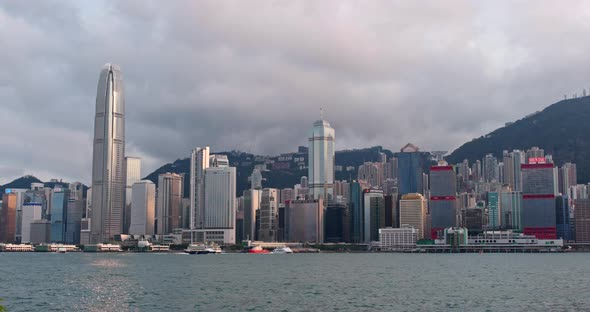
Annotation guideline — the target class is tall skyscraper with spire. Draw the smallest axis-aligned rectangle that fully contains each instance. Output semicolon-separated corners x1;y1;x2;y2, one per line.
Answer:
308;110;335;202
90;63;125;243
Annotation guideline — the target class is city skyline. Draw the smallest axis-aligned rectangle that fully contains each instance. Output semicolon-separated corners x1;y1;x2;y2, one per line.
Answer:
3;2;590;184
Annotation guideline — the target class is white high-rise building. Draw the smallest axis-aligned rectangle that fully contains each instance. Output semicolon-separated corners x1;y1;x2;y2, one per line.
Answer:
90;64;125;243
129;180;155;235
190;147;210;229
202;155;236;244
204;156;235;229
124;156;141;233
21;203;42;243
125;157;142;206
308;116;335;202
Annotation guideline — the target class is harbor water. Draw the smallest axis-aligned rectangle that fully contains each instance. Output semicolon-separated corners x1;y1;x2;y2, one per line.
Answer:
1;253;589;311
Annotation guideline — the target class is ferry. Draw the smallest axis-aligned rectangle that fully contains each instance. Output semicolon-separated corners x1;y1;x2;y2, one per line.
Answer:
248;245;270;254
271;246;293;254
184;244;222;255
84;244;122;252
0;244;34;252
57;247;67;254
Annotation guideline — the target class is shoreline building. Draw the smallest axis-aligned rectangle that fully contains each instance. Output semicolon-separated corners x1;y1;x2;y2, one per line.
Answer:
308;116;335;203
190;146;210;230
124;156;141;233
129;180;156;236
574;199;590;243
363;189;385;243
156;173;183;235
21;203;42;243
429;164;457;238
90;64;126;243
0;193;18;243
399;193;427;240
521;162;557;239
285;199;324;243
258;188;279;242
202;155;236;244
243;189;261;241
397;143;423;195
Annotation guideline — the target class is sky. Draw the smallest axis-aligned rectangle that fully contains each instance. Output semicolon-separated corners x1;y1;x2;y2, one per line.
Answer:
1;1;590;185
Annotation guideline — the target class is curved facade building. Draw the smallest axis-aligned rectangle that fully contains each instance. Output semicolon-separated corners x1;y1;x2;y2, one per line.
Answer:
90;64;125;243
308;119;335;202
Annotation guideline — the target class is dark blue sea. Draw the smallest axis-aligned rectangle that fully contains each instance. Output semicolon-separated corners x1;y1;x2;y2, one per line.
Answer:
1;252;589;311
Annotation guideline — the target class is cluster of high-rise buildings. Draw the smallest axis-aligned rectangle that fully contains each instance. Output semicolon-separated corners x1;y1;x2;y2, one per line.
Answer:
2;63;590;248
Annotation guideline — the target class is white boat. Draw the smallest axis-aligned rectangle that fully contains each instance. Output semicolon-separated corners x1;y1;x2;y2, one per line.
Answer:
185;244;222;255
56;247;67;254
205;246;222;254
271;246;293;254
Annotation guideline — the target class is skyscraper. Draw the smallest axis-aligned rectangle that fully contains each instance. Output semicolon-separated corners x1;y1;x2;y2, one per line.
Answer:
243;189;261;241
124;156;141;233
125;157;142;206
397;143;423;195
399;193;427;240
190;146;209;230
574;199;590;243
156;173;183;234
429;164;457;238
90;63;125;243
558;163;577;196
258;188;279;242
308;116;335;202
521;163;557;239
285;199;324;243
202;155;236;244
363;189;385;243
0;193;18;243
129;180;156;236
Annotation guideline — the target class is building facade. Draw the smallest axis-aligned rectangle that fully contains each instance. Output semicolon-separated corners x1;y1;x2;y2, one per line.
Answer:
129;180;156;235
429;165;457;238
258;188;279;242
285;199;323;243
90;63;126;243
521;163;557;239
575;199;590;243
190;146;210;230
397;143;423;195
363;189;385;243
399;193;427;239
308;118;335;202
157;173;183;235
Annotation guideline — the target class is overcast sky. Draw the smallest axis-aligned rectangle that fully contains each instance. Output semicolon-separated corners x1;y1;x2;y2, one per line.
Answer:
1;1;590;185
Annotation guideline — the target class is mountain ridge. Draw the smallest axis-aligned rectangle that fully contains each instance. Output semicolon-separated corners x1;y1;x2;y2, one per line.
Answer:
446;95;590;183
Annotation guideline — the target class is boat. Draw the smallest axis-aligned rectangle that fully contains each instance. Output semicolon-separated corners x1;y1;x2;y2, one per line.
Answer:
185;244;221;255
271;246;293;254
56;247;67;254
204;246;222;254
248;245;270;254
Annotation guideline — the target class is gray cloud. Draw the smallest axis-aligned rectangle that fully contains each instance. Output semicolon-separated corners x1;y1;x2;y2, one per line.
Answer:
1;1;590;184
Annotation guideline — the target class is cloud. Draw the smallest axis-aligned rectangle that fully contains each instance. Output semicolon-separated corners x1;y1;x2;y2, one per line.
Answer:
1;1;590;184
